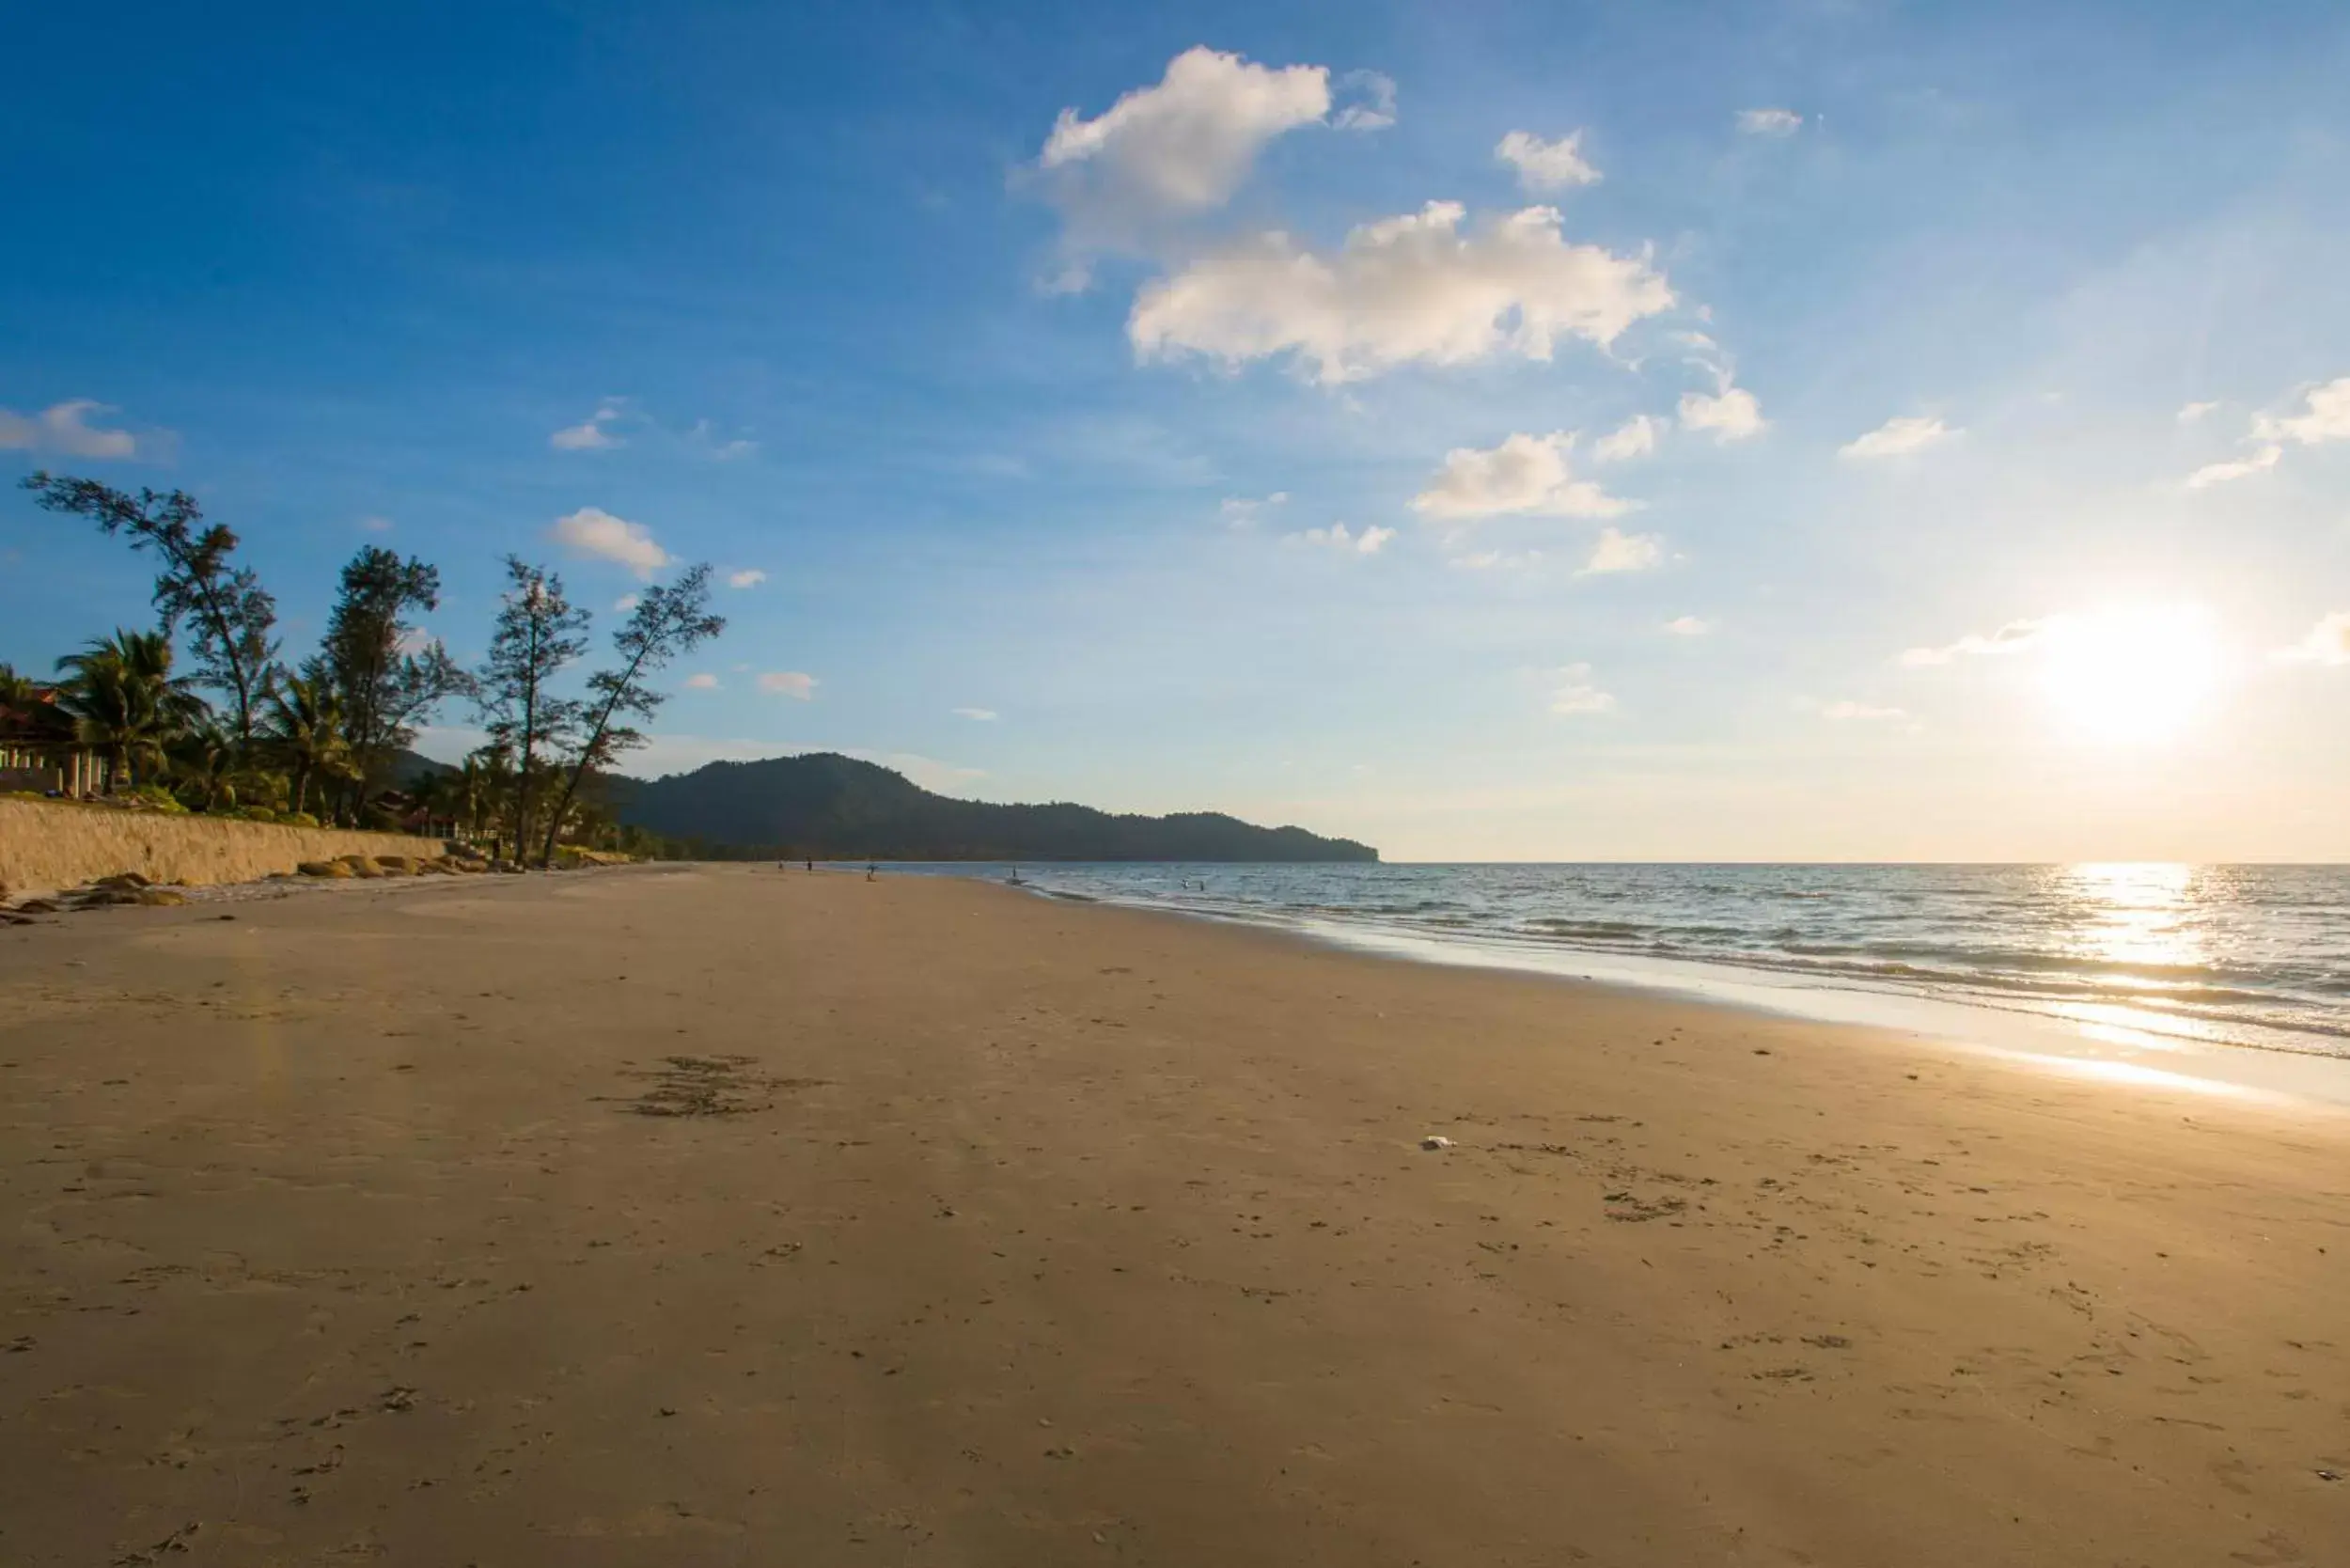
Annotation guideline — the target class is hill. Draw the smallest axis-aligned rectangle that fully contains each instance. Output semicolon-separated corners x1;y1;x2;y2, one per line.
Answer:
605;752;1377;862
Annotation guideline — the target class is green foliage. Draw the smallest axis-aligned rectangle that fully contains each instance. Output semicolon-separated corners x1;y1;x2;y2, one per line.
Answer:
474;557;590;856
279;809;321;828
319;546;470;808
119;782;188;813
537;562;724;866
54;629;210;788
20;474;277;745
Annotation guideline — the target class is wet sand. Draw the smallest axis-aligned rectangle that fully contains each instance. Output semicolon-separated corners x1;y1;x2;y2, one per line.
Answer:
3;864;2345;1564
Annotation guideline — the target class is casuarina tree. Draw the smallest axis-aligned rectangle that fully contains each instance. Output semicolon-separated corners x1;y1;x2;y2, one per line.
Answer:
536;563;725;866
474;557;589;857
319;546;470;815
20;474;277;748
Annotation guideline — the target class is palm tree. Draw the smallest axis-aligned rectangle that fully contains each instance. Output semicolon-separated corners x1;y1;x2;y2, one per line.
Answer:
54;631;206;791
259;673;352;818
168;717;256;812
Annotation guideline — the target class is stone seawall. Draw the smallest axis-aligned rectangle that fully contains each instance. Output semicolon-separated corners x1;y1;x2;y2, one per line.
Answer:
0;798;449;899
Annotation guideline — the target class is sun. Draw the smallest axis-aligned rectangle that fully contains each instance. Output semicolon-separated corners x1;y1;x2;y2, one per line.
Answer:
2037;605;2220;745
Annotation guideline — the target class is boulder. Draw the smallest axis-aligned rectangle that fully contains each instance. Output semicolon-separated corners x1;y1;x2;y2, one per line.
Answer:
373;855;419;875
15;899;61;914
93;871;152;891
133;888;188;907
451;858;487;873
336;855;385;879
298;860;353;878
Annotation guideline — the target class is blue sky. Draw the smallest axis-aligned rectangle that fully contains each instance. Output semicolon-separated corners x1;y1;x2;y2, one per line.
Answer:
5;0;2348;860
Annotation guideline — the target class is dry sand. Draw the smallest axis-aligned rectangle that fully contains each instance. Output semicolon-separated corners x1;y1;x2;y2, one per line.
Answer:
2;865;2344;1565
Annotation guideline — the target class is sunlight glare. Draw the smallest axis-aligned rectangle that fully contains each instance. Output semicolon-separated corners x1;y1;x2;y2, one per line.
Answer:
2038;606;2219;745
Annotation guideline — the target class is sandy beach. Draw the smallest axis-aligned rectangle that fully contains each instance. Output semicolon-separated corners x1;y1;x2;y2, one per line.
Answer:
3;864;2344;1565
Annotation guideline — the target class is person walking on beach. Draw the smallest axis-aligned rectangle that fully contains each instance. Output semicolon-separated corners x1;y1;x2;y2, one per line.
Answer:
866;862;878;882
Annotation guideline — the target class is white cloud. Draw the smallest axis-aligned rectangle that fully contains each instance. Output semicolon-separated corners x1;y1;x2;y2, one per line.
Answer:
727;569;768;589
2253;376;2350;446
757;671;819;699
1824;700;1906;721
1678;384;1766;442
1592;414;1662;463
2186;378;2350;489
1289;521;1395;555
1130;201;1675;385
1578;525;1663;575
549;507;672;578
2186;445;2281;489
1035;46;1332;271
358;515;394;533
1840;415;1959;461
551;400;625;451
1833;411;1965;461
1736;107;1802;136
1899;617;2048;667
684;672;720;690
1549;663;1615;715
1411;431;1633;520
1331;70;1397;132
2177;400;2219;424
1663;615;1712;635
1449;547;1543;572
0;399;139;459
1496;130;1600;192
613;594;640;612
954;706;1000;720
1220;491;1289;528
687;417;757;460
2276;612;2350;666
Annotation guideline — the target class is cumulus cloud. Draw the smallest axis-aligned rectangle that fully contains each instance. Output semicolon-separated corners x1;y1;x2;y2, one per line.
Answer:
2186;445;2281;489
1737;107;1803;136
1220;491;1289;528
1592;414;1662;463
1679;384;1766;442
683;672;720;690
1899;617;2048;667
1663;615;1712;635
359;516;394;533
2176;400;2218;424
551;400;625;451
1289;521;1395;555
757;671;819;699
1841;415;1958;461
1578;526;1663;575
954;706;1000;720
0;399;139;459
549;507;672;578
2277;612;2350;666
1824;700;1906;721
2184;378;2350;489
1130;201;1674;385
2253;376;2350;446
1548;663;1615;715
1033;46;1333;272
727;569;767;589
613;594;640;612
1410;431;1633;520
1496;129;1600;192
1331;70;1397;132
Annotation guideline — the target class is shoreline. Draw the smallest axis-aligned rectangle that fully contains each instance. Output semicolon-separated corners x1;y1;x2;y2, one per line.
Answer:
6;865;2345;1564
955;870;2350;1109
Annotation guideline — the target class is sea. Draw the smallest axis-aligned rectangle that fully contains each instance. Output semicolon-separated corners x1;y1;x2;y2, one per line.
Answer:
885;862;2350;1069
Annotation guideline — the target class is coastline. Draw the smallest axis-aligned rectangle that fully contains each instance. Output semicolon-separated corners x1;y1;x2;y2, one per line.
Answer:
939;865;2350;1109
6;864;2345;1564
